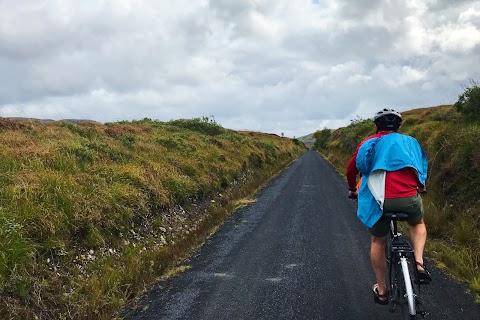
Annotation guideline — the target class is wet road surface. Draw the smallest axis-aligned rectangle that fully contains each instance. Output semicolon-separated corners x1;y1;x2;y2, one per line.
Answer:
124;150;479;320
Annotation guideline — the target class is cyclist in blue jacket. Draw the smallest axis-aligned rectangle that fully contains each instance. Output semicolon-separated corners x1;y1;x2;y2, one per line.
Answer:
347;108;432;305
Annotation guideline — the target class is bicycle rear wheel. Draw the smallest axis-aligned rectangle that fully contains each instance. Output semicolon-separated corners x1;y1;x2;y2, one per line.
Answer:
399;257;417;319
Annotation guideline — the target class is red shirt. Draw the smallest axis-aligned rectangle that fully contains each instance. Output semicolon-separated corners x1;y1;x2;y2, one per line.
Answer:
385;168;420;198
346;131;422;198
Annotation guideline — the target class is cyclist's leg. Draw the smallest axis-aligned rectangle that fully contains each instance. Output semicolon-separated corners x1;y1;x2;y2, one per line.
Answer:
409;220;427;270
371;235;387;296
404;193;427;272
369;217;390;299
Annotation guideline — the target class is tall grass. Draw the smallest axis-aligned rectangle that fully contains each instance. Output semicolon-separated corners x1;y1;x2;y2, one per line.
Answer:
0;118;306;319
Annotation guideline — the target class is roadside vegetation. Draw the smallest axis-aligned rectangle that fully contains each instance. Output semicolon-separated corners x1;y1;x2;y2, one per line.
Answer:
314;83;480;302
0;116;306;319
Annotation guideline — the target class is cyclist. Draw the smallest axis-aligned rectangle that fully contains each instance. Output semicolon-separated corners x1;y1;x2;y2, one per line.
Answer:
346;108;432;305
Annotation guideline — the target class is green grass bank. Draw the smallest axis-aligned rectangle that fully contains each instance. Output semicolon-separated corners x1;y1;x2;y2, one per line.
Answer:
0;117;306;319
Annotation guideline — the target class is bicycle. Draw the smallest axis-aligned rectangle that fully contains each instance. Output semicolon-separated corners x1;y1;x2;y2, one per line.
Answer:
384;212;428;319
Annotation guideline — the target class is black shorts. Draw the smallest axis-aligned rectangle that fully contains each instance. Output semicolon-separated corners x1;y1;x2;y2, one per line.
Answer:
369;193;424;237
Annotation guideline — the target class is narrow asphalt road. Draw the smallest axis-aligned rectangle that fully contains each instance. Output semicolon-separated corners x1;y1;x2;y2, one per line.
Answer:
124;150;479;320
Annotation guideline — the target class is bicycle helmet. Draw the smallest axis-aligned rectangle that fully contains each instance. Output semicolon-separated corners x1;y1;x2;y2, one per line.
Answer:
373;108;402;130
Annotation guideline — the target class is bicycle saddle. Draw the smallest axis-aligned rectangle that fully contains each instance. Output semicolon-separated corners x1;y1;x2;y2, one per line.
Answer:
383;212;409;220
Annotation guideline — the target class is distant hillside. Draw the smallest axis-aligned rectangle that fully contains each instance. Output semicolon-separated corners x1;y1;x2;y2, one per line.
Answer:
297;132;316;147
5;117;102;124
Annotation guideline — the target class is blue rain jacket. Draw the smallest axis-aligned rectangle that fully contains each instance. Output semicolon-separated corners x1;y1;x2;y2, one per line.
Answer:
355;133;428;228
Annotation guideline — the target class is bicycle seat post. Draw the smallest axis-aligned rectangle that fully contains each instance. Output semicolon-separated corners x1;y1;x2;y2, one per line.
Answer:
384;212;409;239
390;219;398;237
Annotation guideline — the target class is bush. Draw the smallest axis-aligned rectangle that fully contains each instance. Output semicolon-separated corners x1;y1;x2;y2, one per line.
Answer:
291;138;304;146
454;81;480;121
62;122;98;139
313;128;332;149
255;141;278;165
168;117;225;136
340;117;374;153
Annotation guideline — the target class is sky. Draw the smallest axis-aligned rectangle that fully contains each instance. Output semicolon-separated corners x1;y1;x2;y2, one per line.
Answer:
1;0;480;138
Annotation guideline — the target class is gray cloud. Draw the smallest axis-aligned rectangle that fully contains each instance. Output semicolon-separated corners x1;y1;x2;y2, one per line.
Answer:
1;0;479;137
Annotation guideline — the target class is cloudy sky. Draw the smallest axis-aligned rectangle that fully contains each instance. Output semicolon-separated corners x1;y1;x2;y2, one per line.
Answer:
1;0;480;137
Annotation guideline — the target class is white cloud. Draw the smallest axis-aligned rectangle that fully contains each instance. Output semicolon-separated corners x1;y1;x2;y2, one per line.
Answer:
436;24;480;52
372;65;426;87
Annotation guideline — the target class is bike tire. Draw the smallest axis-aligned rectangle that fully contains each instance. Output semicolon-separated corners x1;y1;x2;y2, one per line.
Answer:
399;258;417;319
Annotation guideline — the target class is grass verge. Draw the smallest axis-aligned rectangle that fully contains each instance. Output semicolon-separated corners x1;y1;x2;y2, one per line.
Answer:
0;117;306;319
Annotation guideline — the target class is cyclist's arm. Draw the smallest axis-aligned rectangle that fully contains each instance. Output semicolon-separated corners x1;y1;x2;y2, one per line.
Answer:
346;151;359;200
346;150;359;190
418;184;427;194
346;134;381;197
346;135;375;191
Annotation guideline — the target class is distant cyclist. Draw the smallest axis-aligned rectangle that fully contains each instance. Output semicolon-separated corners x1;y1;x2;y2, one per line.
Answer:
346;108;432;305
